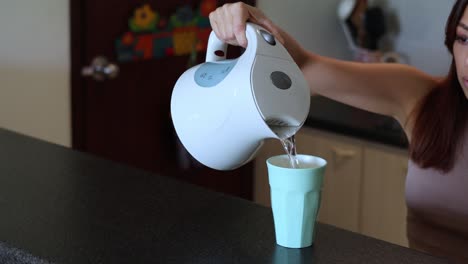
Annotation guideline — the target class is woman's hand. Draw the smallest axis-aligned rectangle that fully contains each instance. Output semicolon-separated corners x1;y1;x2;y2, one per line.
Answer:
208;2;284;48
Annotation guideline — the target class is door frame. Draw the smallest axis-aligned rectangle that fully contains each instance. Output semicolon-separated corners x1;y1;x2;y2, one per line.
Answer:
70;0;87;150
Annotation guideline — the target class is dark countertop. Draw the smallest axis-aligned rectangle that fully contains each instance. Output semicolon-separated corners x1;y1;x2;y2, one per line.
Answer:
0;128;446;264
305;96;409;148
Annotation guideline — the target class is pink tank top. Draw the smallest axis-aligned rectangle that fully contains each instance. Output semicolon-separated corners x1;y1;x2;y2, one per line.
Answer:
405;134;468;263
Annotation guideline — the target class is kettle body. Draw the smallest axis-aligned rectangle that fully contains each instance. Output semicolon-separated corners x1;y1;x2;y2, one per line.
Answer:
171;23;310;170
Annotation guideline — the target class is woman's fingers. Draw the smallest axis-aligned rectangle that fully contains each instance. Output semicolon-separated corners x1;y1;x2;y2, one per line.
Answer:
221;4;238;46
208;2;284;47
231;3;250;47
209;2;250;47
208;11;221;38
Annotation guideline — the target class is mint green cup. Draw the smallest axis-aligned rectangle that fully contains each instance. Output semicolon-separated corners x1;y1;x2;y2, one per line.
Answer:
267;154;327;248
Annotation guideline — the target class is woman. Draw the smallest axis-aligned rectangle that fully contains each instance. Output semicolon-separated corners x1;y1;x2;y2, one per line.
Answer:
209;1;468;263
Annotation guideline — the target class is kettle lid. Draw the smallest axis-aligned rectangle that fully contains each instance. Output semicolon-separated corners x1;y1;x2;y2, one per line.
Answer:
251;55;310;132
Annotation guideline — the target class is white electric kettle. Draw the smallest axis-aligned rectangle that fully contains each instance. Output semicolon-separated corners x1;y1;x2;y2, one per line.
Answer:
171;23;310;170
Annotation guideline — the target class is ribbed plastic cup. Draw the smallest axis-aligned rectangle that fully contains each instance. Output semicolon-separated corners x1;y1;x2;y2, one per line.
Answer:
267;154;327;248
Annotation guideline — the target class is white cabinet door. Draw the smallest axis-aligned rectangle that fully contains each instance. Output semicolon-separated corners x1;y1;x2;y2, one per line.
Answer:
295;129;363;233
361;146;409;247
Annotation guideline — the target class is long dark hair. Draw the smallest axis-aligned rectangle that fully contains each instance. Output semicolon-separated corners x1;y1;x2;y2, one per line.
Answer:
410;0;468;172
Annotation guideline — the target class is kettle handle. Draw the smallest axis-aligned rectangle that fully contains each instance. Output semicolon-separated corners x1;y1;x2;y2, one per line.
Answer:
206;23;258;62
206;31;228;62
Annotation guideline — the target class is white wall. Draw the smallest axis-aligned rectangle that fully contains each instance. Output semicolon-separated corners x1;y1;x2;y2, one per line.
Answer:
257;0;453;76
0;0;71;146
258;0;352;61
388;0;454;76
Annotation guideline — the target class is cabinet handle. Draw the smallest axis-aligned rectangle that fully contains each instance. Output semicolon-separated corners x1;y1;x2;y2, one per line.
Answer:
332;148;356;165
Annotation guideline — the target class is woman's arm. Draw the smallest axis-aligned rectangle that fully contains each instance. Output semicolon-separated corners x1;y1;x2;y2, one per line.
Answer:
301;52;437;125
209;2;438;128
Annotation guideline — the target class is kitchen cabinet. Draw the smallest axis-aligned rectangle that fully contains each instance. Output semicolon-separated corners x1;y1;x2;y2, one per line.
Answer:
295;128;363;233
361;145;409;246
254;127;409;246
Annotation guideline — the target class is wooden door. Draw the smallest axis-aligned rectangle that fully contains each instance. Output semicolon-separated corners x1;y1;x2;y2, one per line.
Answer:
71;0;255;199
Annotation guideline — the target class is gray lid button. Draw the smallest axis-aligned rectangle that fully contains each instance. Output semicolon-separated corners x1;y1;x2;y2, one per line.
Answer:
259;29;276;45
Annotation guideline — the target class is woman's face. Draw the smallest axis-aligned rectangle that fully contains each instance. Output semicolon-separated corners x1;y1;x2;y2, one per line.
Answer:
454;6;468;98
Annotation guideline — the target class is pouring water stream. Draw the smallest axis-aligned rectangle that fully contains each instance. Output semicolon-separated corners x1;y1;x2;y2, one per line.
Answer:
271;125;300;168
280;135;299;168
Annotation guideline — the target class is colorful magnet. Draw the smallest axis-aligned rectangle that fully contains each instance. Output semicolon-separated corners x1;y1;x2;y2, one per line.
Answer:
115;0;217;62
129;4;158;33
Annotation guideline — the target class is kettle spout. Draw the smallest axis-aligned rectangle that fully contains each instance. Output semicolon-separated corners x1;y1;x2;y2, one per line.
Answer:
266;118;301;139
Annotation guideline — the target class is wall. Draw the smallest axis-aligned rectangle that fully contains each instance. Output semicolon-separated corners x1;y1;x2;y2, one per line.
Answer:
388;0;455;76
257;0;454;76
0;0;70;146
257;0;352;61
